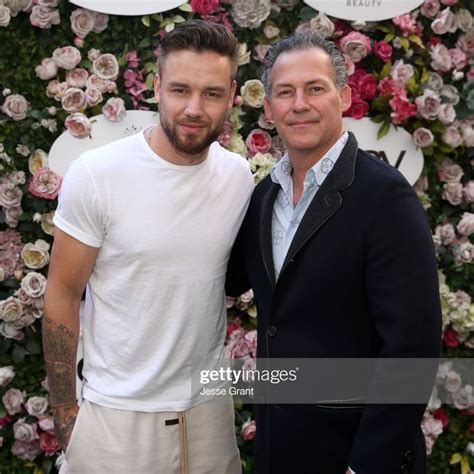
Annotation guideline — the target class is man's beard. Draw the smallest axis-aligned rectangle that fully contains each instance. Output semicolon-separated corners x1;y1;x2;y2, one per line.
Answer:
160;113;225;157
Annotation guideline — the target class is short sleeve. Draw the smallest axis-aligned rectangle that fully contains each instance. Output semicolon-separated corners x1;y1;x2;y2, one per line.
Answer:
53;154;105;248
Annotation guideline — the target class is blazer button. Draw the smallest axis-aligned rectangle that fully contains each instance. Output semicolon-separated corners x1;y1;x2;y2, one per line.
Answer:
267;325;278;337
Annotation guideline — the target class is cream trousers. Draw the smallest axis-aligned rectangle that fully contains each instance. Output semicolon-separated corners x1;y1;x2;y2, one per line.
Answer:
59;395;242;474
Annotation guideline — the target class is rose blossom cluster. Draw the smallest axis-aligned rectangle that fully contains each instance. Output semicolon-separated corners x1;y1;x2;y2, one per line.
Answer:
249;152;278;183
1;93;30;121
0;171;26;228
0;269;48;341
0;228;24;280
123;51;149;111
339;31;371;63
36;47;123;136
438;159;471;206
438;272;474;344
344;69;377;119
1;388;59;460
230;0;270;29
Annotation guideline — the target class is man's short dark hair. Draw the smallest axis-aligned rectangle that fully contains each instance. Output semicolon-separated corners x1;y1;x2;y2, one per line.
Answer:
262;31;348;97
158;20;240;78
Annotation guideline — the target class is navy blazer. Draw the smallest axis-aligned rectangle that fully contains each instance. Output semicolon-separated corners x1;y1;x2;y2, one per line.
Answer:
227;133;442;474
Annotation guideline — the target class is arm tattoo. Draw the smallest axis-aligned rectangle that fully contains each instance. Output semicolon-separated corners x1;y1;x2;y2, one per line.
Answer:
43;314;78;448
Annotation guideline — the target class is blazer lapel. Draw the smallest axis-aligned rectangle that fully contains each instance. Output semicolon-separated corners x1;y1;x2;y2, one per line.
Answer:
259;181;280;289
279;132;359;276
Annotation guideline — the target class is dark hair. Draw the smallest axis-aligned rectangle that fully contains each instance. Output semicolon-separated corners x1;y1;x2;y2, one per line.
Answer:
158;20;240;78
262;31;348;97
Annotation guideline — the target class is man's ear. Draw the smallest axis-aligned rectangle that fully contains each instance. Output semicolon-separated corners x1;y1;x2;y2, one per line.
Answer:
228;79;237;110
340;84;352;112
153;74;161;104
263;96;274;122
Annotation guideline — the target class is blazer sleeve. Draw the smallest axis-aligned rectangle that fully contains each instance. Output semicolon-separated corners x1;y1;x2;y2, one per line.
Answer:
348;174;442;474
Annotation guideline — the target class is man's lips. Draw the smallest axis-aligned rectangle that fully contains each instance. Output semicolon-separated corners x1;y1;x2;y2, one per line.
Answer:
179;122;207;132
287;120;319;126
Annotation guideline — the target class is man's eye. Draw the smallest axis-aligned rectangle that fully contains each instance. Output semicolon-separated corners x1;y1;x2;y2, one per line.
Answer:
173;89;186;94
309;86;322;93
278;90;291;97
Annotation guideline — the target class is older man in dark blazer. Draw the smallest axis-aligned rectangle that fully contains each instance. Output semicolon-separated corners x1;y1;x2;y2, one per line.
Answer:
226;31;442;474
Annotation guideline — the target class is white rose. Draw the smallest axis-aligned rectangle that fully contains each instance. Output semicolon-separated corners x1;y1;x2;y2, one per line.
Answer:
390;59;414;87
415;89;441;120
2;94;29;120
442;126;463;148
4;206;22;228
92;53;119;81
457;213;474;237
65;68;88;88
29;5;60;29
463;181;474;203
0;321;24;340
61;87;87;113
453;385;473;410
20;272;47;298
38;417;55;434
0;366;15;387
0;296;23;322
421;414;443;437
25;396;48;418
52;46;81;70
241;79;265;108
431;44;452;72
70;8;94;39
37;0;59;6
440;84;460;105
2;388;25;415
40;211;54;236
65;112;91;138
412;128;434;148
4;0;32;16
432;8;458;35
0;5;11;27
425;72;444;91
435;223;456;245
87;48;100;61
85;87;102;107
28;149;48;174
459;120;474;146
231;0;270;29
310;12;335;38
13;418;38;442
437;103;456;125
21;240;50;270
86;74;108;93
456;9;473;32
92;11;108;33
0;184;23;209
466;442;474;456
444;370;462;392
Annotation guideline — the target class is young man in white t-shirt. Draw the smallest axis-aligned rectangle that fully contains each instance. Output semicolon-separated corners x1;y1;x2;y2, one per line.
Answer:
43;20;254;474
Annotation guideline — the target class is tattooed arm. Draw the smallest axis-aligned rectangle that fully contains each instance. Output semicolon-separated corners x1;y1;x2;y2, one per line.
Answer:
43;228;100;450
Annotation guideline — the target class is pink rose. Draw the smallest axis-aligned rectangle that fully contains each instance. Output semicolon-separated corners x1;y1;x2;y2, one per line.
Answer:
377;78;398;96
339;31;371;62
13;418;38;442
442;182;463;205
0;366;15;387
85;87;102;107
253;44;271;63
246;129;272;156
25;397;48;418
66;68;89;88
442;126;463;148
415;89;441;120
343;54;355;76
440;0;457;5
389;90;416;124
437;103;456;125
61;88;87;113
45;80;67;100
374;40;392;62
438;159;464;182
456;29;474;59
456;9;473;33
392;13;417;36
420;0;440;18
344;96;369;119
190;0;219;15
0;184;23;209
93;53;119;81
431;44;452;72
457;213;474;236
463;181;474;203
2;388;25;415
39;432;60;456
452;239;473;265
35;58;58;80
390;60;414;87
2;94;29;121
448;48;468;70
38;417;55;435
241;419;256;441
52;46;81;70
348;69;377;100
29;168;62;200
70;8;94;39
432;8;458;35
73;37;84;48
412;128;434;148
29;5;60;29
435;223;456;245
11;439;41;461
65;112;92;138
102;97;126;122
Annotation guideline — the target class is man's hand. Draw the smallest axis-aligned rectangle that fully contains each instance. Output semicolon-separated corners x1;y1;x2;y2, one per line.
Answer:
53;402;79;451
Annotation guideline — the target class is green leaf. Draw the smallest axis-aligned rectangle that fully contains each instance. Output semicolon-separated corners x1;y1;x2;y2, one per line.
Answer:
451;453;462;465
399;37;410;51
141;15;150;28
461;456;471;474
12;345;27;364
408;34;425;49
377;121;391;140
371;115;386;124
298;6;317;19
139;38;151;48
384;33;395;43
380;61;392;79
144;62;158;73
165;23;175;32
26;338;41;355
173;15;186;23
145;72;155;90
179;2;193;12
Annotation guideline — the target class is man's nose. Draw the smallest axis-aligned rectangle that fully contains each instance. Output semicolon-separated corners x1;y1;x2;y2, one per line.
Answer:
292;90;310;113
184;94;204;118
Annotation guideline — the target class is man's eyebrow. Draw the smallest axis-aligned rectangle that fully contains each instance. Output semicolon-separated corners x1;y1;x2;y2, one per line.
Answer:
274;79;329;89
167;81;189;88
166;82;226;93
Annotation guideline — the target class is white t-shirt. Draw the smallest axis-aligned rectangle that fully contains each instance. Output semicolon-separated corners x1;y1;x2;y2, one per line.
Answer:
53;131;254;411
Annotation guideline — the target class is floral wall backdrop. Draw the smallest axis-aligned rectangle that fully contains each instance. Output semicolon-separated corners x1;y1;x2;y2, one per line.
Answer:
0;0;473;472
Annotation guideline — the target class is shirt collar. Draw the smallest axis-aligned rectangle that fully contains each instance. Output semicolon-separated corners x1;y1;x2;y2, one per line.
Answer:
271;131;349;187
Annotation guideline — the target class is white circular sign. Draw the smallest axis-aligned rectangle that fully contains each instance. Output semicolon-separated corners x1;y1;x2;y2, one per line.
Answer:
342;117;424;185
49;110;158;177
69;0;185;16
303;0;424;21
